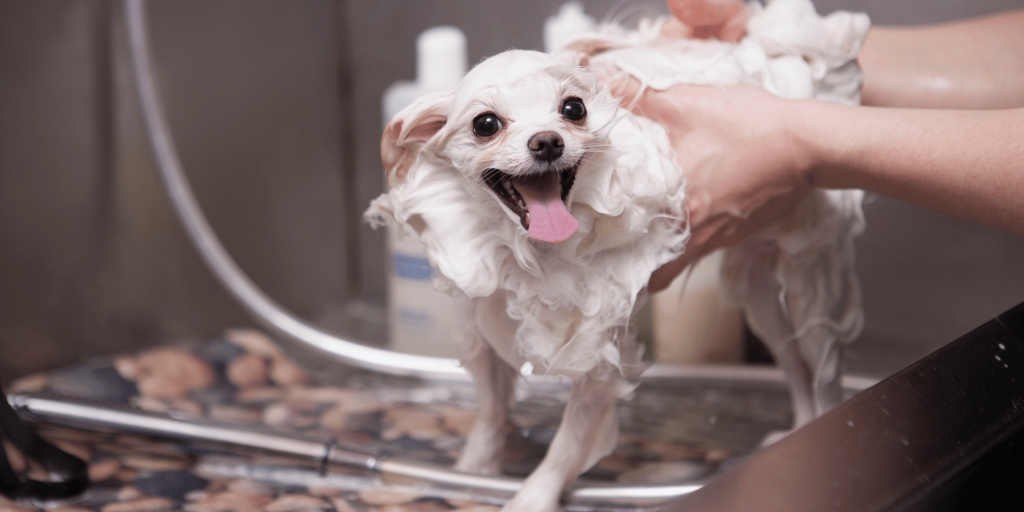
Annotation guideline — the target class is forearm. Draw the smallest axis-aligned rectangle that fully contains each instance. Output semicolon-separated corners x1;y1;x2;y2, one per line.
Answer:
801;102;1024;236
859;9;1024;109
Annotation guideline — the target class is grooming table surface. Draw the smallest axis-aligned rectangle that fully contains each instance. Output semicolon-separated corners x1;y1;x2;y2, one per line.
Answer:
3;331;793;512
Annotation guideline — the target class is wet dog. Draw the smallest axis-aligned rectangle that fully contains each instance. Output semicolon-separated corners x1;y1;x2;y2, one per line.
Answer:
366;2;868;508
367;49;687;511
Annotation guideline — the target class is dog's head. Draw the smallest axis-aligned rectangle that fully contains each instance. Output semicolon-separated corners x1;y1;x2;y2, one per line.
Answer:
381;50;619;243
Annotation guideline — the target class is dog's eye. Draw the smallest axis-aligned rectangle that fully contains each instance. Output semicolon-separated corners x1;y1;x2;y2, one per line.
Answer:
561;98;586;122
473;113;502;137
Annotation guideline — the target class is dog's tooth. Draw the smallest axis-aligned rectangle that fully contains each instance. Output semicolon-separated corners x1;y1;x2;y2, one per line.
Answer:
503;180;512;191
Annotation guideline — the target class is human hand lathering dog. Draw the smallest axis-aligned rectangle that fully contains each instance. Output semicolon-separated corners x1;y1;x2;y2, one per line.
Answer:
614;3;1024;293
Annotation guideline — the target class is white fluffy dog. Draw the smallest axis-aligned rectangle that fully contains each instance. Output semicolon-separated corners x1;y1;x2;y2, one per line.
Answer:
367;1;868;510
368;49;687;511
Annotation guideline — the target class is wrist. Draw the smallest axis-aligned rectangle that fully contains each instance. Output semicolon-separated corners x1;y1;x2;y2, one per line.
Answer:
787;99;856;189
784;99;831;187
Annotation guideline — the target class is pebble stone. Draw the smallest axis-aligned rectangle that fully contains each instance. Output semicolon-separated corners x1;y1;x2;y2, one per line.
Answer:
225;329;284;359
236;387;288;403
237;386;287;404
184;491;273;512
261;403;293;427
376;500;455;512
225;479;277;497
263;494;329;512
113;356;139;381
10;373;48;392
88;458;123;482
268;358;308;387
117;468;139;482
2;439;25;473
116;486;144;502
328;498;357;512
208;405;263;425
357;488;423;506
286;387;365;405
135;348;215;399
52;439;92;462
100;498;175;512
227;354;268;389
438;406;477;437
382;408;445;441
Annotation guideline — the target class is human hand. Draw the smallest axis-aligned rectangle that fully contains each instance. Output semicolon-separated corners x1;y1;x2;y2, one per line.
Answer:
609;78;816;292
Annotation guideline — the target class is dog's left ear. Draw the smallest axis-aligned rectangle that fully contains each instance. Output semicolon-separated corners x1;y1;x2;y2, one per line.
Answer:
381;91;452;186
553;50;591;68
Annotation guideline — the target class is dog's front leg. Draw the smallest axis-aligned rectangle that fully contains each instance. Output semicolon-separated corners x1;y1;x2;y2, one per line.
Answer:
455;314;517;475
503;376;619;512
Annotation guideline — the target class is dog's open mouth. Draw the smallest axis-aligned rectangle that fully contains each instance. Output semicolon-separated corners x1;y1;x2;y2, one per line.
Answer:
482;164;579;243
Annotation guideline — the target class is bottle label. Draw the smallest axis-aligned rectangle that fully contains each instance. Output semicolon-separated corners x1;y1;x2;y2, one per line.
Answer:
392;253;433;281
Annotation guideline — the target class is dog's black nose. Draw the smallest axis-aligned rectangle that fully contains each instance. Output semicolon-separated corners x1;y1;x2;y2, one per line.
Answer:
528;131;564;162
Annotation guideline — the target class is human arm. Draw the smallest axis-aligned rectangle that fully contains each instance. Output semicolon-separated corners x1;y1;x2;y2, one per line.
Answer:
617;4;1024;292
859;9;1024;109
610;80;1024;292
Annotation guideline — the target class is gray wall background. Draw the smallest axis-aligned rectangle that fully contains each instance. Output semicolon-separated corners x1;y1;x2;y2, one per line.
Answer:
1;0;1022;382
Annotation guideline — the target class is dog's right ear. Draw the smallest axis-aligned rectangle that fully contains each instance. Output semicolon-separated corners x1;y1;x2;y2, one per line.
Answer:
381;91;451;186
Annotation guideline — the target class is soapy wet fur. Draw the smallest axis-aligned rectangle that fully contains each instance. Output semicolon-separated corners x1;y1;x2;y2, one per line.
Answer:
367;2;869;509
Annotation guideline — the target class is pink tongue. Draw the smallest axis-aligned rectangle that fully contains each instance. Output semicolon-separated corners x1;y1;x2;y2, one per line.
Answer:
513;172;579;243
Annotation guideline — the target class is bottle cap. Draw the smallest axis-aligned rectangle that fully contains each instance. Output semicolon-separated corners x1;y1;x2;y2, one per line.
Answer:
544;2;596;53
417;26;467;91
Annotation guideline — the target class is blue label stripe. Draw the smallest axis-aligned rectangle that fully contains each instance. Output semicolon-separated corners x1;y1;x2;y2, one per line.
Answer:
393;254;433;280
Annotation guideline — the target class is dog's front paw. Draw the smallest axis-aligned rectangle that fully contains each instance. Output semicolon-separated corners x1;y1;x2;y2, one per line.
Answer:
501;491;561;512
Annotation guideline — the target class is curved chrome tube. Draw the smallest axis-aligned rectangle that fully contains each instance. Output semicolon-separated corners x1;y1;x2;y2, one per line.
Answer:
11;393;701;506
124;0;878;393
125;0;463;381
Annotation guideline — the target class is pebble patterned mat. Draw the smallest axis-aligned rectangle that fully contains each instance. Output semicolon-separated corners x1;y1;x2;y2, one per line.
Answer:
2;329;793;512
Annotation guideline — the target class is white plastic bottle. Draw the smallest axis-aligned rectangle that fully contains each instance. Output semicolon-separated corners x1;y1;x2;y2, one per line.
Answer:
381;27;468;358
544;2;596;53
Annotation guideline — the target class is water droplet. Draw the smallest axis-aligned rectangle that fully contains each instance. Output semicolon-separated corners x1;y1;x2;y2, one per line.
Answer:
999;343;1006;350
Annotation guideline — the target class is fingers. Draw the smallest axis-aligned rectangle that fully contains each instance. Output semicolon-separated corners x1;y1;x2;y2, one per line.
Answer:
659;18;693;40
604;73;659;117
649;252;696;293
664;0;747;43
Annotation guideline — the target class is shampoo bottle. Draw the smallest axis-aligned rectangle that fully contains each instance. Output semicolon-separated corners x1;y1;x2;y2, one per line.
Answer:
381;27;468;358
